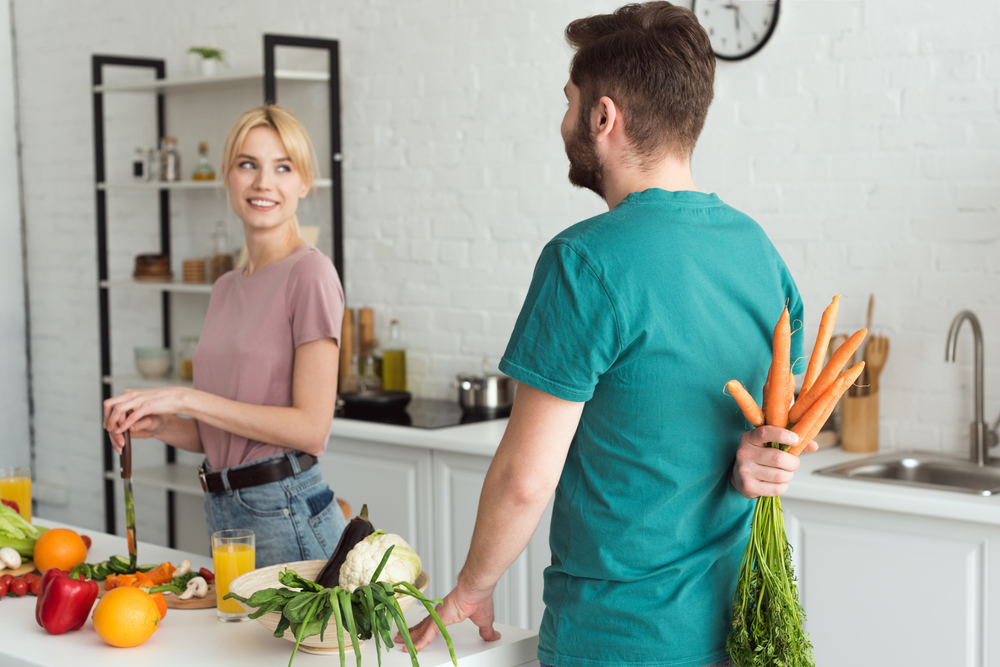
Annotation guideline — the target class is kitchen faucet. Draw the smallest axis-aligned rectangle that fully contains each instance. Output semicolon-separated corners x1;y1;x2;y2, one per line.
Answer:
945;310;1000;466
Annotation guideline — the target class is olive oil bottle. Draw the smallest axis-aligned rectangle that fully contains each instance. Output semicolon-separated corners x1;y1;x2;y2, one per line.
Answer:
381;319;407;391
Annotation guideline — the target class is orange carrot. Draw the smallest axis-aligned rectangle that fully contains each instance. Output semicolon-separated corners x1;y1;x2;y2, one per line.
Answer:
788;328;867;424
786;371;796;409
762;367;771;411
763;307;792;427
800;295;841;395
726;380;764;428
789;361;865;455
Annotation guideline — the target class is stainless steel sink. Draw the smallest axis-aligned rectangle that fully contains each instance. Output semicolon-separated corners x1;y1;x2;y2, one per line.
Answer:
814;451;1000;496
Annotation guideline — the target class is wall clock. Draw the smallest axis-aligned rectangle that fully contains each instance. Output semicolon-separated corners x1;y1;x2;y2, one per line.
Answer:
691;0;780;61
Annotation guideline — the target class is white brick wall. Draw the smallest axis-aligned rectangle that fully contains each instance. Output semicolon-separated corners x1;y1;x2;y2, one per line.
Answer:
0;0;30;468
6;0;1000;538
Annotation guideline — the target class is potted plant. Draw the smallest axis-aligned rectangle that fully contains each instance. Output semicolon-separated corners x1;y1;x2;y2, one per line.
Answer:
188;47;226;77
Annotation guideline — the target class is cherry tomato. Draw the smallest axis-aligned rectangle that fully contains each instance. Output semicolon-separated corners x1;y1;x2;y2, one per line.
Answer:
29;577;41;596
0;581;7;597
81;535;92;550
10;578;27;596
22;572;38;584
198;567;214;582
0;574;12;586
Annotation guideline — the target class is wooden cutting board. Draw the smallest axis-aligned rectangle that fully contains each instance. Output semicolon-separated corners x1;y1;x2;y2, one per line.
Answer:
96;581;217;609
3;559;37;578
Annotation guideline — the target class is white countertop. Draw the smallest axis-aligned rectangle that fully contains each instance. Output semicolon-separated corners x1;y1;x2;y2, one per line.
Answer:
1;519;538;667
787;447;1000;526
329;417;509;458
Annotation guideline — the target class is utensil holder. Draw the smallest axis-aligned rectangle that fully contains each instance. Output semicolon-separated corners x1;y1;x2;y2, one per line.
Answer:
841;391;879;453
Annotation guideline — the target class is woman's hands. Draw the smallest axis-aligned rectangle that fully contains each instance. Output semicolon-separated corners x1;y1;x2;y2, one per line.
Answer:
730;425;818;499
103;387;191;452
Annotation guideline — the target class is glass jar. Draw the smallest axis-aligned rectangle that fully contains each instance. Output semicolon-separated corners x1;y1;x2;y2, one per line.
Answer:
159;136;180;182
210;221;234;282
381;319;406;391
191;141;215;181
179;336;199;381
132;148;146;181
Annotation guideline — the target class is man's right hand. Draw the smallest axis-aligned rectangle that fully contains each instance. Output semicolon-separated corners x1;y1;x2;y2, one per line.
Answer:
396;579;501;652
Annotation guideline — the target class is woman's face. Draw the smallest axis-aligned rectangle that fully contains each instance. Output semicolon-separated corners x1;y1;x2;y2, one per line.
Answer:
227;126;310;232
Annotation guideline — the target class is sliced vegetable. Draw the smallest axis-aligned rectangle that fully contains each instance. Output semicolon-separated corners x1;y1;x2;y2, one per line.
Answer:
0;547;22;570
178;576;208;600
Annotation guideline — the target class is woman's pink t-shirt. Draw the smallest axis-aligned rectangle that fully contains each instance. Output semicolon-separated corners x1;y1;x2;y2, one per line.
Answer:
193;243;343;470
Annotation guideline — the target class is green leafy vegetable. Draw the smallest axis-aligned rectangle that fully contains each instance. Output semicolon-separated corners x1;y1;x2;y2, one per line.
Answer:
727;467;814;667
0;504;46;558
225;556;457;667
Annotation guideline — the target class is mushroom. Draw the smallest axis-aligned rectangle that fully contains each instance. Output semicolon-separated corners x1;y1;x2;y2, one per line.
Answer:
0;547;21;570
174;559;191;576
178;575;208;600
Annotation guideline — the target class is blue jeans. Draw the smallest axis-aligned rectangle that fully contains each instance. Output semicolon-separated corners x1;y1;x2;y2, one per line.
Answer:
202;452;349;568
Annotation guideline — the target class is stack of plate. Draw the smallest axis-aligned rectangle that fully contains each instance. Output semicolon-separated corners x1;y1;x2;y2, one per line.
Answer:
133;254;172;282
182;258;206;284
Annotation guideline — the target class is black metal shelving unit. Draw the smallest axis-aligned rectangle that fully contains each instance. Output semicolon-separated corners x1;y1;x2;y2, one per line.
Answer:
92;34;343;543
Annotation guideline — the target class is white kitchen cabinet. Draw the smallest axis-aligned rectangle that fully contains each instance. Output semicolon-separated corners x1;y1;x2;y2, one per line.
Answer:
322;438;435;573
783;497;1000;667
324;428;552;632
432;450;552;630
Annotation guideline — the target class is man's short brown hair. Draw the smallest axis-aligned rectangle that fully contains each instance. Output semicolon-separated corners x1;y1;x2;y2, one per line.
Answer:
566;2;715;163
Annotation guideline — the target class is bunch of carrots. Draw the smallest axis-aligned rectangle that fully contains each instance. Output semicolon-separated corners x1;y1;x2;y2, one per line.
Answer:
725;295;866;667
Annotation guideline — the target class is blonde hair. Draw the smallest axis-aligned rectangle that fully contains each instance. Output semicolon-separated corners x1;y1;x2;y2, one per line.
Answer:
222;105;319;235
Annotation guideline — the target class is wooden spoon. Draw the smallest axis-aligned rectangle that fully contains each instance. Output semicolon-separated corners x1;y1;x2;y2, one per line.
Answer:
866;336;890;394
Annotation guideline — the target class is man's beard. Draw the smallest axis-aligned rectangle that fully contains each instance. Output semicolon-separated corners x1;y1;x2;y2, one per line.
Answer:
564;121;604;199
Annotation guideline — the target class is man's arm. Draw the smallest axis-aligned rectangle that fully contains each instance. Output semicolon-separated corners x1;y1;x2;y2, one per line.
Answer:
401;383;585;650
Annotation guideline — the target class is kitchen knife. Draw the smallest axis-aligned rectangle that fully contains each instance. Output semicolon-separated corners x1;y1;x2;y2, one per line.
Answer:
122;430;138;572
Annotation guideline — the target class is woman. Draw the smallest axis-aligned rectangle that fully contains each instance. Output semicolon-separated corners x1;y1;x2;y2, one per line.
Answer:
103;105;348;567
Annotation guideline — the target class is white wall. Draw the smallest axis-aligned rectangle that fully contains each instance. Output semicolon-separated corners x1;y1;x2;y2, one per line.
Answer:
8;0;1000;534
0;0;30;468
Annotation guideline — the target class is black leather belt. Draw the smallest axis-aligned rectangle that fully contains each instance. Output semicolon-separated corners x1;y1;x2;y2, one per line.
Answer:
199;452;318;494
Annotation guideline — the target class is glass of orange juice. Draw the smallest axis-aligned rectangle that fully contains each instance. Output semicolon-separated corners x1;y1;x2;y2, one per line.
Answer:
212;529;255;622
0;467;31;522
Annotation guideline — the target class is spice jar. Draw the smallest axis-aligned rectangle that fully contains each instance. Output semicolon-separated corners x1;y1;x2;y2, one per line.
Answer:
179;336;198;381
159;136;181;182
209;221;233;282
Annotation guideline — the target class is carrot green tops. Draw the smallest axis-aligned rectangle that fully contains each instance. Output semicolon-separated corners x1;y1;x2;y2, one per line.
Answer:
500;188;804;667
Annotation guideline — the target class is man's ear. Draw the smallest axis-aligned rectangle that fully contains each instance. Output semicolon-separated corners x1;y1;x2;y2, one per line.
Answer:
593;96;619;144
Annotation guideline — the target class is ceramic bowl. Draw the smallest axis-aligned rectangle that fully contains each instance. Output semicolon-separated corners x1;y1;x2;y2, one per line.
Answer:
134;347;171;378
228;559;430;656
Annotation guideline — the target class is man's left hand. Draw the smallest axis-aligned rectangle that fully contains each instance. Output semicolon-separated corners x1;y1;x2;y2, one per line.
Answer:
395;580;501;652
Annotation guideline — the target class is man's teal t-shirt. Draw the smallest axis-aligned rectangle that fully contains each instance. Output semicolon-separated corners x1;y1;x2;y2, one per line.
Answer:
499;189;804;667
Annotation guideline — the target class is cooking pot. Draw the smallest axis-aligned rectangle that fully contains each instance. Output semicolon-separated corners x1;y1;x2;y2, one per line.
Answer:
456;362;516;413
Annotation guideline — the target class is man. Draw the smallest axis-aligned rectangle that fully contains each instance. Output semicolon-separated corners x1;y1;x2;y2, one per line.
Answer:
403;4;813;667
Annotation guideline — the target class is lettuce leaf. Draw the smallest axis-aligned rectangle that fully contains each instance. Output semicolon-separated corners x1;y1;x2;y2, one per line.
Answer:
0;503;40;541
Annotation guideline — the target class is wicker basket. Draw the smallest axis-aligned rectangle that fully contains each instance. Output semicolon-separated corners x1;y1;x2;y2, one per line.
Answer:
228;559;430;655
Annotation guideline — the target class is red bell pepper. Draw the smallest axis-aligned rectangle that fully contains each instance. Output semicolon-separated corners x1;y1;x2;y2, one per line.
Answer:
34;564;99;635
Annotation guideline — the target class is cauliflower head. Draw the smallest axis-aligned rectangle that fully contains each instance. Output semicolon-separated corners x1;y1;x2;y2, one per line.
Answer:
338;530;422;592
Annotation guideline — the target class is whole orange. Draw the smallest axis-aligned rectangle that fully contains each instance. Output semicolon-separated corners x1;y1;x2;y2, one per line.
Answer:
32;528;88;573
92;587;160;648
